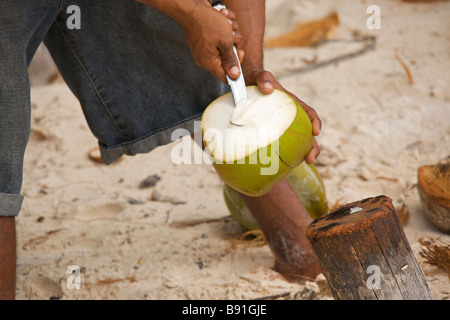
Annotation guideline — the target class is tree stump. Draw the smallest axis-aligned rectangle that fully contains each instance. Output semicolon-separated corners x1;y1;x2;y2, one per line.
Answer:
306;195;434;300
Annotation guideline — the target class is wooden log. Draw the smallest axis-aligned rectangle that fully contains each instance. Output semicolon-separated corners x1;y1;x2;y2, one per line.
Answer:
306;195;434;300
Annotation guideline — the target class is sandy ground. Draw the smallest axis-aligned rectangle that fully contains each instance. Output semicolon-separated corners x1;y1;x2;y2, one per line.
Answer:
16;0;450;299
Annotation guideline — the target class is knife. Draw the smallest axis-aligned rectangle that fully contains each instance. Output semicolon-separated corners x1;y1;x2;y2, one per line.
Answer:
211;0;248;106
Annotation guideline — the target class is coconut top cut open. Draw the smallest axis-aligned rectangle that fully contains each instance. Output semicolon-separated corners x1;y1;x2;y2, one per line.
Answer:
202;86;298;163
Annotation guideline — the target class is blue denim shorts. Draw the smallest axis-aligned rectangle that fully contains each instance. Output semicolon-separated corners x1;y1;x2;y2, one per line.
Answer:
0;0;229;216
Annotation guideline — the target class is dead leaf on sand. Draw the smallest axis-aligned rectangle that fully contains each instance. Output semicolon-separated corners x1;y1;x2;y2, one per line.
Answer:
264;12;339;48
394;51;414;85
88;145;123;164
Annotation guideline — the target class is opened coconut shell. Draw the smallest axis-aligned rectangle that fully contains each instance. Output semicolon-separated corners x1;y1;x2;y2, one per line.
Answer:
417;162;450;233
202;86;314;197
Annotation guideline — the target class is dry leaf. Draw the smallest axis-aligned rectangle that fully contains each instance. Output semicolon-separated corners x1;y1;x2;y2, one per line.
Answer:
264;12;339;48
394;51;414;85
88;145;123;164
396;203;410;225
88;146;103;163
95;277;137;285
376;176;399;183
231;229;267;248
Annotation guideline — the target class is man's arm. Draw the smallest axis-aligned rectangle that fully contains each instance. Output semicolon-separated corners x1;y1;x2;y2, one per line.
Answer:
224;0;265;84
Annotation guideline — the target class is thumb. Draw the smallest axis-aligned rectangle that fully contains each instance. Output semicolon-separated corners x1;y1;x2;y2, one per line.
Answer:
220;45;241;80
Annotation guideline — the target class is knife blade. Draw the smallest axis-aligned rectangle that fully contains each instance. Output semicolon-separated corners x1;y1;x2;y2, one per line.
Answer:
212;2;248;106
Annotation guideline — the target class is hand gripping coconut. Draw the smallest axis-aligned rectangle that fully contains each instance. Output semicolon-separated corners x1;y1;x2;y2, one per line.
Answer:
201;86;315;197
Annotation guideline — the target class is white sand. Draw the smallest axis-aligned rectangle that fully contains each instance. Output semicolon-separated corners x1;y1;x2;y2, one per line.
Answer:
17;0;450;299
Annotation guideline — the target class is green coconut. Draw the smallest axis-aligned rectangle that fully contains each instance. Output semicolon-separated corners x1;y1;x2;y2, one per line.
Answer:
223;162;329;230
201;86;314;197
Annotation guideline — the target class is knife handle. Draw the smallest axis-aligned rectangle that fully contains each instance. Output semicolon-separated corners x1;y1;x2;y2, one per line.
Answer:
210;0;224;6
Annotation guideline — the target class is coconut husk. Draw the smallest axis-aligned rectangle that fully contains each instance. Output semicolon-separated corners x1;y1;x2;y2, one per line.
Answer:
231;229;267;248
264;12;339;48
417;161;450;233
419;237;450;279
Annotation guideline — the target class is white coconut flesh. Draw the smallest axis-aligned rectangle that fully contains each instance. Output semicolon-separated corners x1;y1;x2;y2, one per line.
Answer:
202;87;298;163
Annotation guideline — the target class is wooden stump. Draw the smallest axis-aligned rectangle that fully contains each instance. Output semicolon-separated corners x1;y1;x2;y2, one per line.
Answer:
306;195;434;300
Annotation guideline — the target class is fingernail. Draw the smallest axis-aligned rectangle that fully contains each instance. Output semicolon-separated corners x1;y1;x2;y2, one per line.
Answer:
263;82;273;90
230;66;240;76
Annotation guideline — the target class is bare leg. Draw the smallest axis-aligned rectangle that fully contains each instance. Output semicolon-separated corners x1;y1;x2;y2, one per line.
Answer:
192;133;321;282
0;217;16;299
238;179;321;283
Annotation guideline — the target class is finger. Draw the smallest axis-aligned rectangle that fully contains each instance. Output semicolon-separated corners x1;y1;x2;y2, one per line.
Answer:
291;97;322;136
211;61;228;84
229;20;240;32
311;114;322;136
220;43;241;80
219;8;236;20
233;31;244;50
304;139;320;165
202;54;228;84
237;49;245;65
220;9;240;33
302;104;322;136
255;71;275;94
192;48;228;84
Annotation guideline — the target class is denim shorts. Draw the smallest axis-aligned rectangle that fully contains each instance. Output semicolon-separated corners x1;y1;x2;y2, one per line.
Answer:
0;0;229;216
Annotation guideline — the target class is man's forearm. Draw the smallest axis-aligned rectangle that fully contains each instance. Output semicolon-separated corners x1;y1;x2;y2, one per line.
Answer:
224;0;266;74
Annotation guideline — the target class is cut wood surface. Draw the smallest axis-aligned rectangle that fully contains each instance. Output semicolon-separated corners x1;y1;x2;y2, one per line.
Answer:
307;195;434;300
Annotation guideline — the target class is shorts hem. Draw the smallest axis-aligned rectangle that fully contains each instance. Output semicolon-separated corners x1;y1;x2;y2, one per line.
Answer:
99;114;202;164
0;193;24;217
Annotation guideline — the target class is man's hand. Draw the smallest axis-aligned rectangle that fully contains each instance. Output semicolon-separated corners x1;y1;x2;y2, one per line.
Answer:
180;4;244;83
137;0;321;164
244;68;322;165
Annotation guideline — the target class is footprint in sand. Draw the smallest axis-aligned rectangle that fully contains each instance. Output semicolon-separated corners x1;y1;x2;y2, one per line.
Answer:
75;203;125;222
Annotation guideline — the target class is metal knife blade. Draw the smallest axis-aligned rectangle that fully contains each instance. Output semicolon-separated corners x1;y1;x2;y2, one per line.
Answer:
212;3;248;106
